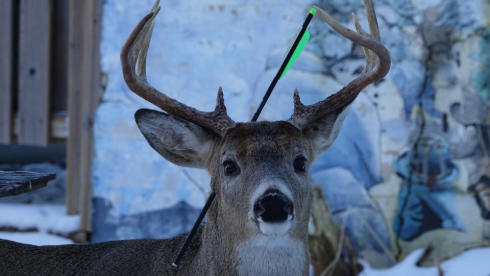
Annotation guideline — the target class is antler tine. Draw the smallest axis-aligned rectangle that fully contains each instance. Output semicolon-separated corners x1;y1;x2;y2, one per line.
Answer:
362;0;380;41
288;0;390;129
135;2;158;80
352;13;377;71
121;1;236;137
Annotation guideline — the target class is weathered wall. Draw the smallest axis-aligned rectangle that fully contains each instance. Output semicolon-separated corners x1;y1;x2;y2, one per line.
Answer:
94;0;490;267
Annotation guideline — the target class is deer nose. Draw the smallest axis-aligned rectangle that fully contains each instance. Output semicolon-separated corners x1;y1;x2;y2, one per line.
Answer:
254;190;293;223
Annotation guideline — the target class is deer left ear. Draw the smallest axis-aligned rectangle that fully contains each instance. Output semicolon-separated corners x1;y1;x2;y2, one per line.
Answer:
302;105;351;157
135;109;217;169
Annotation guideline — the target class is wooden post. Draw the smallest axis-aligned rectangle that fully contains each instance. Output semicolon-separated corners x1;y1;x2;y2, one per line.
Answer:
82;0;103;233
76;0;94;229
17;0;52;146
67;0;102;234
0;0;14;144
66;0;85;215
79;0;103;233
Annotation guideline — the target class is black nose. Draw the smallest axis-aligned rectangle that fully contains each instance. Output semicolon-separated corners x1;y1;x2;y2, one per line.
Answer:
254;190;293;223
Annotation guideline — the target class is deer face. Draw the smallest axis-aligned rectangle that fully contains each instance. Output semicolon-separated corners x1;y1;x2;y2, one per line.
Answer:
215;122;311;237
135;104;350;240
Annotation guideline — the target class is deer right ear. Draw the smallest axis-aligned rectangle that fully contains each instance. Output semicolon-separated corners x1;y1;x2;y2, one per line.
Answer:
302;104;351;157
135;109;217;169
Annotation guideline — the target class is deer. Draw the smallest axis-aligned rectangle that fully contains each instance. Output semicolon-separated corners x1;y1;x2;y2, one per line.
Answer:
0;0;389;275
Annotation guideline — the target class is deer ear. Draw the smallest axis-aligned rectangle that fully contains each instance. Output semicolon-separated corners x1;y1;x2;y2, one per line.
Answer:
135;109;216;169
302;104;351;157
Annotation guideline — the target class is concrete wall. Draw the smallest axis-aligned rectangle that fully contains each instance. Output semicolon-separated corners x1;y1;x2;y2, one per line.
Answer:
93;0;490;267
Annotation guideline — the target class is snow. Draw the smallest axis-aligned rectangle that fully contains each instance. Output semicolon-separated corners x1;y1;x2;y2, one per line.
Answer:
0;203;79;245
0;232;74;246
0;203;79;235
360;247;490;276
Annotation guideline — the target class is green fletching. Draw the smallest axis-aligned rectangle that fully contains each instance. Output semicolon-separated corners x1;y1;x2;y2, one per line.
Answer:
280;29;310;79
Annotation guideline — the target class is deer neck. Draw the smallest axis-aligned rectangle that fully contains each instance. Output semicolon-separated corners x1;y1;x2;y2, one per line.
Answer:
195;194;310;276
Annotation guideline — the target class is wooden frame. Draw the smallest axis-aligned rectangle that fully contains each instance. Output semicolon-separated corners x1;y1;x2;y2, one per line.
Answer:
0;0;103;237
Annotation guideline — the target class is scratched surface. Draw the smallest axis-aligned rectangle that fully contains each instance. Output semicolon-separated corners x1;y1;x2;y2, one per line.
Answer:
0;171;55;198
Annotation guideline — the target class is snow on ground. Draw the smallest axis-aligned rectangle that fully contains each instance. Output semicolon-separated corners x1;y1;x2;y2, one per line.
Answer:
0;203;79;245
360;247;490;276
0;232;74;246
0;203;79;235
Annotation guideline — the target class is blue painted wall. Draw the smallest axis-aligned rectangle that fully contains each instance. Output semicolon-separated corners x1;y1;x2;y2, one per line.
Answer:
93;0;490;268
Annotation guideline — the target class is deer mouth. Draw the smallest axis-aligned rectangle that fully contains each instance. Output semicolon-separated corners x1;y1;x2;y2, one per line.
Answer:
253;189;294;236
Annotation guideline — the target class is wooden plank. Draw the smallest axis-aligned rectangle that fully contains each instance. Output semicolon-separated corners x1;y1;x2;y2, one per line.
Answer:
17;0;52;146
0;0;14;144
79;0;103;233
67;0;102;234
0;171;56;198
66;0;85;215
78;0;97;233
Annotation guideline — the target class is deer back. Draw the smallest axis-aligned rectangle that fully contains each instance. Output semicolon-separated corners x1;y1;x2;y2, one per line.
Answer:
0;227;208;275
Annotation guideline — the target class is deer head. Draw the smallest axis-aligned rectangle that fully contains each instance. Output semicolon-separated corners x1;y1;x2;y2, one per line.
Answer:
121;0;389;274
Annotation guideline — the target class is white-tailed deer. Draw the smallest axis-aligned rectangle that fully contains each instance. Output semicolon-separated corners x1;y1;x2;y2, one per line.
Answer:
0;0;389;275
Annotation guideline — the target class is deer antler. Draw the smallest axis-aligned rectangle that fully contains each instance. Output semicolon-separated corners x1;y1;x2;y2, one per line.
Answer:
288;0;391;129
120;0;236;137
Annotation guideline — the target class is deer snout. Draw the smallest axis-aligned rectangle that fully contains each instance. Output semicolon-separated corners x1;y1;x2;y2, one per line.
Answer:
253;190;294;223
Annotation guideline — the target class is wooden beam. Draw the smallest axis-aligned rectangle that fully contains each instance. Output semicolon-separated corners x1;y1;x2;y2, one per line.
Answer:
66;0;102;234
66;0;85;215
77;0;94;233
80;0;102;233
0;0;14;144
79;0;103;233
17;0;52;146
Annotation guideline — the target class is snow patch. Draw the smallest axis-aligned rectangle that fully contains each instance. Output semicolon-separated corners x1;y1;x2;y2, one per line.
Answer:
0;232;74;246
360;247;490;276
0;204;80;235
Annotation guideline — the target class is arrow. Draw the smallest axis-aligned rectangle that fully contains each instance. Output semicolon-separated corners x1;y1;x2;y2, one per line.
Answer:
251;7;316;122
173;7;316;267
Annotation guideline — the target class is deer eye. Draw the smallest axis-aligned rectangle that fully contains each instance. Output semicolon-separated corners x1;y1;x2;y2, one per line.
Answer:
223;161;239;176
293;157;307;172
